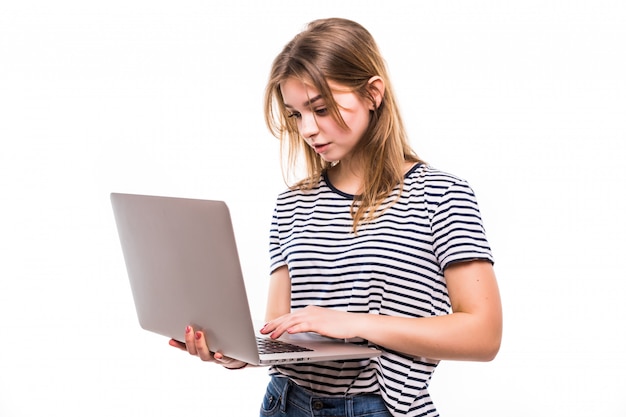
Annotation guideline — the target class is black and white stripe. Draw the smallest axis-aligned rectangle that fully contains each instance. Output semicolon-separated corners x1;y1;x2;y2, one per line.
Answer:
268;163;493;417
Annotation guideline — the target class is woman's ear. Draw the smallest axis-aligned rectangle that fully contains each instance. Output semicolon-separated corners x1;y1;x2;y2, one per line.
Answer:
367;76;385;110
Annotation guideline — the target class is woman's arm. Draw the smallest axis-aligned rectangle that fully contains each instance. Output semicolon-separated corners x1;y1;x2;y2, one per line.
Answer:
359;260;502;361
265;265;292;322
262;260;502;362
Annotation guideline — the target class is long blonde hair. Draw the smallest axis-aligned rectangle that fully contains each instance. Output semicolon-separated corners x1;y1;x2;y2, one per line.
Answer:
264;18;422;232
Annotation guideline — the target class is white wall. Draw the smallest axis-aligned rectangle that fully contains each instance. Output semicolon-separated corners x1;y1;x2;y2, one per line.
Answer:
1;1;624;415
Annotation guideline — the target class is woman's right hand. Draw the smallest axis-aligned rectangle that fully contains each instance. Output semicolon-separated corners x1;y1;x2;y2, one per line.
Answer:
168;325;248;370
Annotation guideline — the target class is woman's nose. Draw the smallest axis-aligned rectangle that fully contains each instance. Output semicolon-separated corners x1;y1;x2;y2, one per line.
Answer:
299;113;319;139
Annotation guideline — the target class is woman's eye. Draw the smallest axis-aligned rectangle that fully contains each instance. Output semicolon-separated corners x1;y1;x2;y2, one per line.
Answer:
286;108;326;119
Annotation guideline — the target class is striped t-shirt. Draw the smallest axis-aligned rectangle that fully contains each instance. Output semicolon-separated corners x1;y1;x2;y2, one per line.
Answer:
268;163;493;417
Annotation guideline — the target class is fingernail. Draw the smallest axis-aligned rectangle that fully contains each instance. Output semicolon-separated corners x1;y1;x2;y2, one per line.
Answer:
185;326;191;334
195;331;202;340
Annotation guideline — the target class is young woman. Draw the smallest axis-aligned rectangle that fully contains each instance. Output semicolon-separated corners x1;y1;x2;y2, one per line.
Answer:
171;17;502;417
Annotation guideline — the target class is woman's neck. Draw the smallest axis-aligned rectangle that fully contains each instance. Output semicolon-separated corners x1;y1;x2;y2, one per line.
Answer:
326;161;364;196
326;159;418;196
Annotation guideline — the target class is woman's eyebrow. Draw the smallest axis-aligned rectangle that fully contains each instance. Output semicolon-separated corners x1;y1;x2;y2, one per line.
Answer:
284;95;323;109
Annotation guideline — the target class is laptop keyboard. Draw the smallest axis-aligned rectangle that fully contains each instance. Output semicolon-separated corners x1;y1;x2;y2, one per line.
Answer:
256;337;313;354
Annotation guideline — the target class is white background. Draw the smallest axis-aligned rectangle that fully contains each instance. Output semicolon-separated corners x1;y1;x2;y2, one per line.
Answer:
1;1;624;416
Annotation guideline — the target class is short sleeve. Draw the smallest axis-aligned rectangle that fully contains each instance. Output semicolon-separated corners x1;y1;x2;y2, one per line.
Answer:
268;207;287;275
430;179;493;270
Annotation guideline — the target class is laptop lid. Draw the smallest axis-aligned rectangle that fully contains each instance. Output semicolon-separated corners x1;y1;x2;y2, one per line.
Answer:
110;192;380;365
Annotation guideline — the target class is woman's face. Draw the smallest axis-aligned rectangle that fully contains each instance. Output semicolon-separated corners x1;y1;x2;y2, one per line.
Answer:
280;77;373;163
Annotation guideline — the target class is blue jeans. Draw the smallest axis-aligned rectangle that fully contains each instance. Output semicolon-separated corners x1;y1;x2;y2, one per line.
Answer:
260;376;393;417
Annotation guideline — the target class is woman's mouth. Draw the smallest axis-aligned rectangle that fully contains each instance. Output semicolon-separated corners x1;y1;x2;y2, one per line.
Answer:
313;143;330;154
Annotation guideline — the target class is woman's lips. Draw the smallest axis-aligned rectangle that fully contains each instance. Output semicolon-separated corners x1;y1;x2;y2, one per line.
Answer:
313;143;330;154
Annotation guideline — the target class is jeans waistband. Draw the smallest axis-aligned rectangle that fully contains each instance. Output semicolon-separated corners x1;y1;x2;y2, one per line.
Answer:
269;375;390;417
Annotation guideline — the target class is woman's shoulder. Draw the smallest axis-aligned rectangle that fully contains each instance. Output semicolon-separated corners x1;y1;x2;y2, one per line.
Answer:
406;163;471;188
275;176;326;202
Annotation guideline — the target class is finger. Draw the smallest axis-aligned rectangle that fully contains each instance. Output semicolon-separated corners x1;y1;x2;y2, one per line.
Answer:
169;339;187;351
213;351;233;365
259;321;274;335
269;317;300;339
213;351;234;363
214;352;247;369
286;318;313;335
193;331;214;361
261;317;289;339
184;326;198;355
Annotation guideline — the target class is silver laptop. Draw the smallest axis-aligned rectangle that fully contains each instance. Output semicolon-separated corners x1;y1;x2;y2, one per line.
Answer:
110;192;381;365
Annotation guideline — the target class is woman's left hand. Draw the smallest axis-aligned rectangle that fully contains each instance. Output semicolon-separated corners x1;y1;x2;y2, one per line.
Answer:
260;305;362;340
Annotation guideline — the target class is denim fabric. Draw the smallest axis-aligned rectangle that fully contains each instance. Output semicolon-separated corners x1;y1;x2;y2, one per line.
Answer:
260;376;392;417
